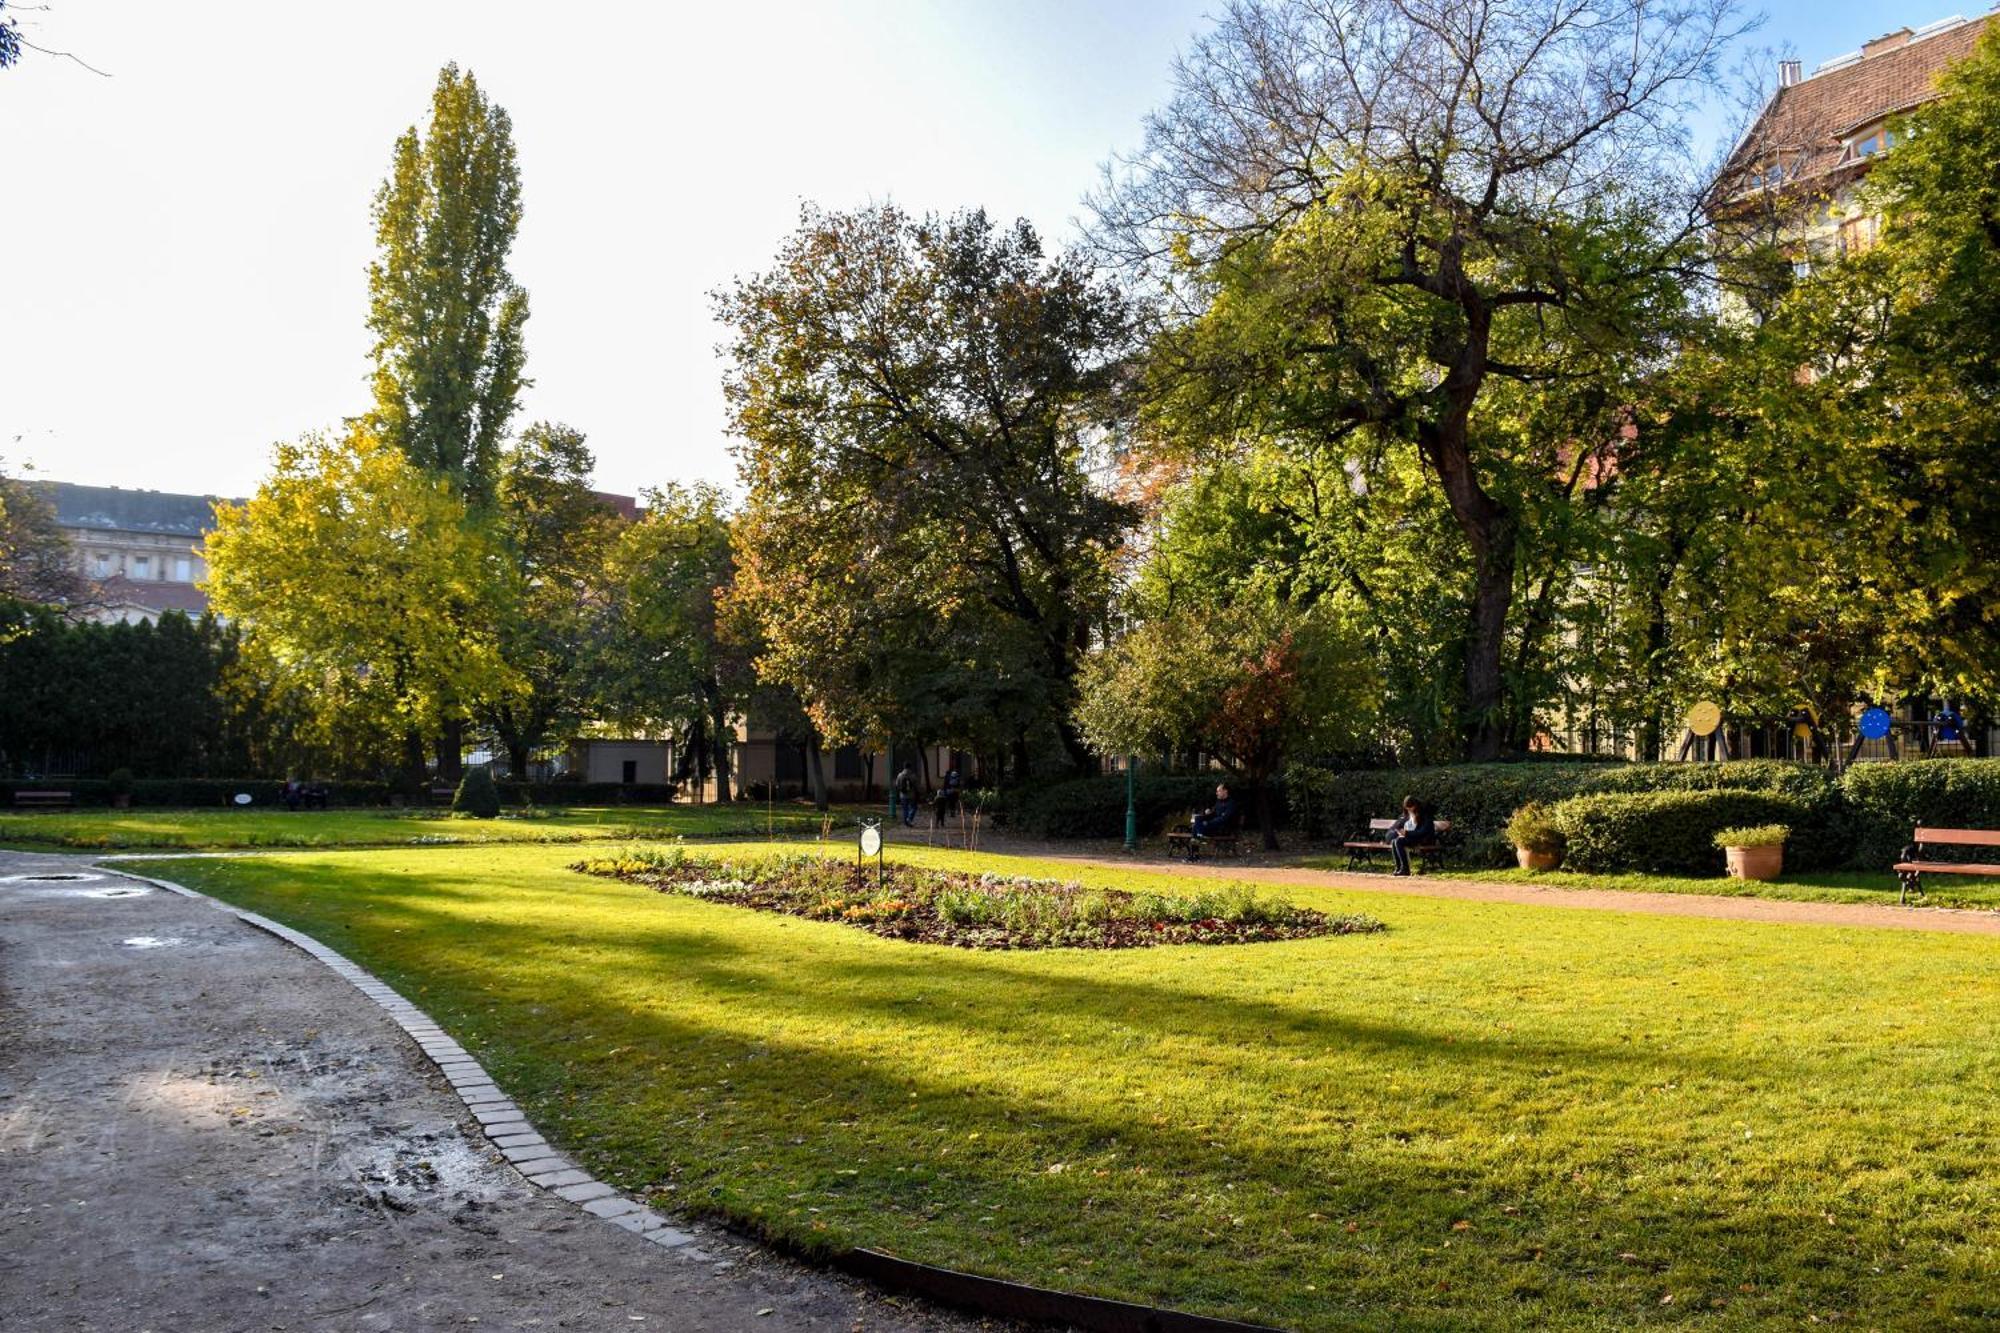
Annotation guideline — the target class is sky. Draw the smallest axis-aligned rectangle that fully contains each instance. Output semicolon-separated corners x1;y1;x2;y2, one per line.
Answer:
0;0;1971;501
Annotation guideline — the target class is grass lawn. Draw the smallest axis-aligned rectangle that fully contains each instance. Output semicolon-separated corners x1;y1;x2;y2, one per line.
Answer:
0;804;859;850
129;842;1999;1330
1297;857;2000;913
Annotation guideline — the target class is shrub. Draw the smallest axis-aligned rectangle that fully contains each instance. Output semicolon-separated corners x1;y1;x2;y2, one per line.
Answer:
1503;801;1565;855
1839;760;2000;866
1713;824;1789;849
1289;759;1850;867
106;768;135;799
1548;790;1808;875
452;766;502;819
1011;775;1283;840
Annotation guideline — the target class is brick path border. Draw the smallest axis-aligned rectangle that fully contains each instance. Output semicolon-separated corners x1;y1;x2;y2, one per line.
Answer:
110;867;712;1259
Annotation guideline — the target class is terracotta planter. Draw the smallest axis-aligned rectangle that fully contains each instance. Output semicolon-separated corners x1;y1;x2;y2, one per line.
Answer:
1724;843;1784;881
1516;846;1564;871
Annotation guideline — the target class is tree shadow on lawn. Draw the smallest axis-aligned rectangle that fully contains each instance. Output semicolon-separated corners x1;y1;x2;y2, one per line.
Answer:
171;858;2000;1327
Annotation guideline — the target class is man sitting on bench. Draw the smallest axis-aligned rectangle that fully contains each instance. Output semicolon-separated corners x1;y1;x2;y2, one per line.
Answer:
1192;784;1238;841
1388;795;1436;877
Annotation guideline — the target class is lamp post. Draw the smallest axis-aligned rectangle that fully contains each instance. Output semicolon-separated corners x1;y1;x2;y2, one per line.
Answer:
1123;754;1138;853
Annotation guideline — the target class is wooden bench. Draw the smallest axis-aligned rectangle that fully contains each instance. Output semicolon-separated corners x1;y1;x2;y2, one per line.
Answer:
1344;818;1453;874
1893;826;2000;903
1166;819;1243;860
12;789;74;809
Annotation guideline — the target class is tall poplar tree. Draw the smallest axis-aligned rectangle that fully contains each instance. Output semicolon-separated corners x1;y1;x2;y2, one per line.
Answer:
367;64;530;508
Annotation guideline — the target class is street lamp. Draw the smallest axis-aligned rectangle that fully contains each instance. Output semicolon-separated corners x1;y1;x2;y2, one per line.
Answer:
1123;754;1138;853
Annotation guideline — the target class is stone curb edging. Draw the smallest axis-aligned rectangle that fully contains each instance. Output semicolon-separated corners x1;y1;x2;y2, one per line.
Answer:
106;867;710;1259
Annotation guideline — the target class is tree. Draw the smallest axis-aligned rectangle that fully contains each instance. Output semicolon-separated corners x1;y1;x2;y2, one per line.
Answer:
484;423;618;778
204;426;518;783
367;64;530;507
1095;0;1743;759
719;205;1134;776
0;461;89;609
1075;600;1376;847
597;484;741;803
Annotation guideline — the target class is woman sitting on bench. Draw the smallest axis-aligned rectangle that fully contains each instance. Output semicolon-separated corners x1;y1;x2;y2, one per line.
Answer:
1388;795;1435;877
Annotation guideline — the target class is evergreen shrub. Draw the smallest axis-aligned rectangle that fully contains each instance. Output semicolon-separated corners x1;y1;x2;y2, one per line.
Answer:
1548;790;1808;875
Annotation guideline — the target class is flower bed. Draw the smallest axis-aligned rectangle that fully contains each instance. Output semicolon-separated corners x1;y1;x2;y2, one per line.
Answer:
573;849;1382;950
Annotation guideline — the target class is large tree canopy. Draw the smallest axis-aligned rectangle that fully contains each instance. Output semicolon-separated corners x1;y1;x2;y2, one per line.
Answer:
1095;0;1743;759
719;205;1135;776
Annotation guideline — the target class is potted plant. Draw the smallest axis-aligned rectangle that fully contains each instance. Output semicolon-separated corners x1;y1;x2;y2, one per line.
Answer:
1714;824;1788;881
107;767;135;810
1505;802;1567;871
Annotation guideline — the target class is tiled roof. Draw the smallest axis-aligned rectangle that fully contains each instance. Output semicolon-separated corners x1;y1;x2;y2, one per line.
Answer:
1719;14;1991;198
40;482;232;536
93;576;212;617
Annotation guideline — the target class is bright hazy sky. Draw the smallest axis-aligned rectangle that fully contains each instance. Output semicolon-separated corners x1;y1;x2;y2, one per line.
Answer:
0;0;1959;501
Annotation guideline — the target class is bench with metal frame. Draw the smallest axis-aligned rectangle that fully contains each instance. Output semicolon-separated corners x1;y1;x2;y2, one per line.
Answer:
1344;818;1453;873
1166;814;1244;860
1893;826;2000;903
12;789;74;809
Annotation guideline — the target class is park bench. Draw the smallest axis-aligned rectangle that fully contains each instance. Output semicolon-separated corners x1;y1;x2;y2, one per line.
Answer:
1344;818;1453;874
1166;815;1244;860
1893;827;2000;903
12;789;74;809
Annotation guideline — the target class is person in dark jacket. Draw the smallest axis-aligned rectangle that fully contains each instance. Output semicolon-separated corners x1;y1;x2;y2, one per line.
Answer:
1192;784;1238;838
1389;794;1436;876
894;766;919;827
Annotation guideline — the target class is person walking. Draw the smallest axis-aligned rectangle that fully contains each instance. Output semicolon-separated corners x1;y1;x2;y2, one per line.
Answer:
894;765;919;827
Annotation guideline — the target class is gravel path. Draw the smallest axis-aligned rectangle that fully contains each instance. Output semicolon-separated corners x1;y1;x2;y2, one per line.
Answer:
0;850;987;1333
895;831;2000;938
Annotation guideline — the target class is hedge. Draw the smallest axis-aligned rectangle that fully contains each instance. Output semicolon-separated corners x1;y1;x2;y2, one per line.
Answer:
1287;758;1851;868
1009;775;1284;840
1839;760;2000;866
1549;790;1811;875
0;778;680;809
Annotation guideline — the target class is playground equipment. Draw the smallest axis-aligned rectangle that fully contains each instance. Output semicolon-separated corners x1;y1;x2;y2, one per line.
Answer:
1675;700;1731;761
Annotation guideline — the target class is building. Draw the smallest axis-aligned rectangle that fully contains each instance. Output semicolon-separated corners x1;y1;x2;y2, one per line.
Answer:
41;483;230;625
1712;14;1992;265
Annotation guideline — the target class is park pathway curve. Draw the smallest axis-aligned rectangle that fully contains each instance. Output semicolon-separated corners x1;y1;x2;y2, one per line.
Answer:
0;848;987;1333
931;833;2000;938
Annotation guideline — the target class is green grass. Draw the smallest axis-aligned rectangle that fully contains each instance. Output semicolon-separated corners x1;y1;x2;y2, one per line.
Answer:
128;842;2000;1330
1298;857;2000;912
0;804;858;850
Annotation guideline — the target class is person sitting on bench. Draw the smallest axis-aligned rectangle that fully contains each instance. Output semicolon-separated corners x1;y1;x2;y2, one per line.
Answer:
1388;795;1435;877
1192;784;1238;840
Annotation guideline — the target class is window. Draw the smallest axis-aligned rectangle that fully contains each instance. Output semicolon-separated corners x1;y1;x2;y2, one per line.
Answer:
1839;213;1881;255
93;552;112;576
173;557;192;581
133;556;151;578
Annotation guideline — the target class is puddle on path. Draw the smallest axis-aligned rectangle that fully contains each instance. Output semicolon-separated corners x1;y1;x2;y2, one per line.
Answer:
121;936;185;949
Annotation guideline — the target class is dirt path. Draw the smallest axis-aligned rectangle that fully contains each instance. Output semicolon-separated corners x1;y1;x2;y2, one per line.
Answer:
887;830;2000;938
0;850;985;1333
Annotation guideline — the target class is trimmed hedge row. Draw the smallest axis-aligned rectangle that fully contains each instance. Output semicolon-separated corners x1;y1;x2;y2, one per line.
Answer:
0;778;682;809
1290;757;2000;873
1007;775;1285;840
1549;790;1810;875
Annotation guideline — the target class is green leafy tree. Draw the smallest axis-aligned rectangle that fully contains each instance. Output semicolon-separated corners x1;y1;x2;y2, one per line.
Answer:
367;64;529;507
204;427;519;783
1076;600;1377;847
452;763;503;818
598;483;741;802
485;423;619;778
1095;0;1740;759
719;204;1134;777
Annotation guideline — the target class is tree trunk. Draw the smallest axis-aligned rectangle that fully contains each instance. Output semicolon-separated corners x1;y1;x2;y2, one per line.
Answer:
507;741;530;781
806;734;829;811
1010;732;1031;787
1255;781;1278;851
402;728;428;791
435;718;465;783
708;689;733;804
